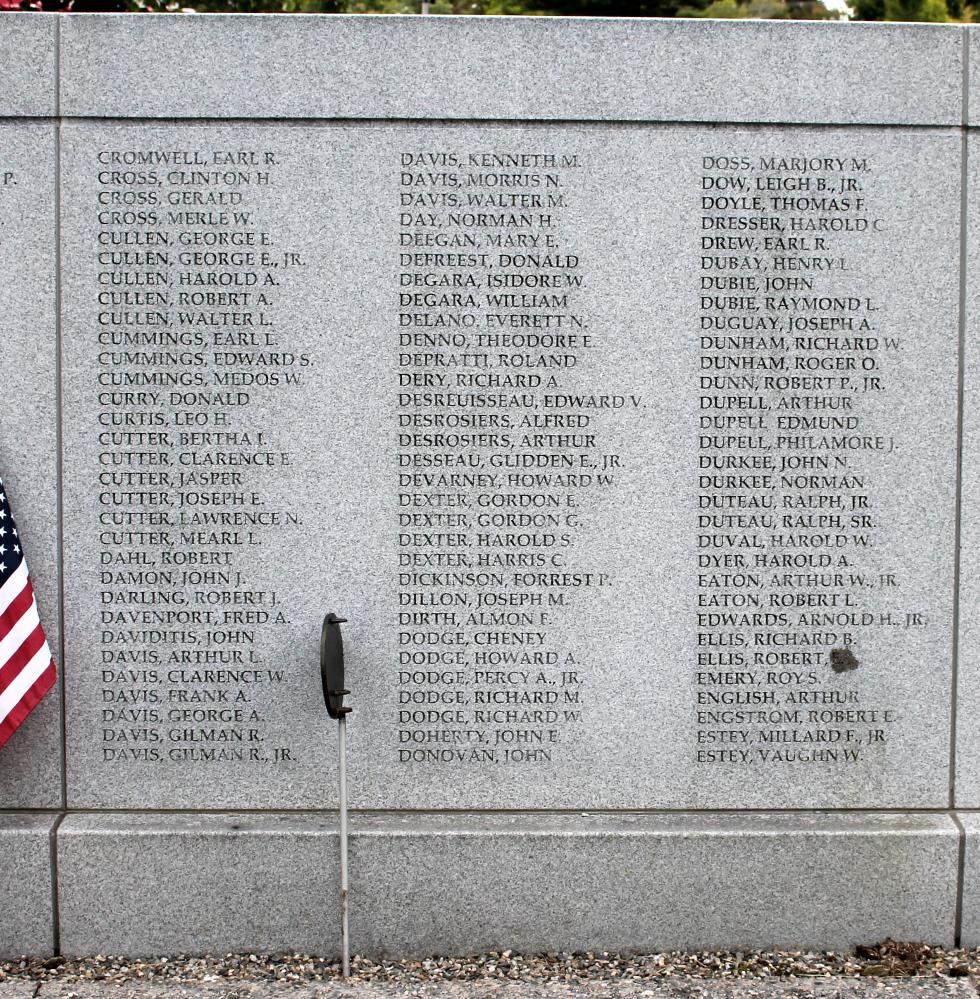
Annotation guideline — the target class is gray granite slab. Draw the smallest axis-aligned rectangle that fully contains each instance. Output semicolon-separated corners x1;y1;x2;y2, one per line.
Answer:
57;812;339;957
0;14;56;118
58;17;962;126
60;121;959;811
957;129;980;807
56;811;957;957
957;810;980;945
966;26;980;127
0;123;62;809
0;813;55;958
0;987;40;999
351;811;957;955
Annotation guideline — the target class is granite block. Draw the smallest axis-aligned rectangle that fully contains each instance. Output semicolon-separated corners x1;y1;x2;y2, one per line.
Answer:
61;121;959;811
57;811;957;957
0;989;41;999
59;16;962;126
350;812;958;955
966;26;980;126
0;122;62;809
0;14;56;118
0;813;55;958
57;812;340;956
957;810;980;945
957;129;980;807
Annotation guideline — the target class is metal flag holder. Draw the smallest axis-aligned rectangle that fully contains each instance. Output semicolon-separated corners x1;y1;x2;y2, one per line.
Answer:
320;613;352;977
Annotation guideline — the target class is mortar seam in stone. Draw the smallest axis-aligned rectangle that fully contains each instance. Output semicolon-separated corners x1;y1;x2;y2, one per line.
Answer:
53;10;68;822
24;805;965;815
952;809;967;946
37;116;969;130
50;808;956;821
50;11;66;960
952;23;969;815
48;811;65;957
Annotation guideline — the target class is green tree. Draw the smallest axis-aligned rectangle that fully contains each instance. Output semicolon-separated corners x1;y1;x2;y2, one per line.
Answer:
130;0;343;10
97;0;845;24
677;0;835;18
852;0;949;22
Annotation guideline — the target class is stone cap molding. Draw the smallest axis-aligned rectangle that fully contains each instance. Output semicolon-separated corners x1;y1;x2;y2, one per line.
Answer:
0;15;56;117
47;15;969;125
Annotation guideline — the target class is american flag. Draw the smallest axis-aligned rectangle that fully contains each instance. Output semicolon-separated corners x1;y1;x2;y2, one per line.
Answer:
0;478;55;750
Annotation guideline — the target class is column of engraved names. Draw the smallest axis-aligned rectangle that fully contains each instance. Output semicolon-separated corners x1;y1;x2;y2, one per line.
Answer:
396;149;623;767
695;151;920;769
94;145;305;770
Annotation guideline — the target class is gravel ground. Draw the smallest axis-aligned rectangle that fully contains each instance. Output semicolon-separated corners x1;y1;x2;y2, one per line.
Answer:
1;942;979;987
7;973;980;999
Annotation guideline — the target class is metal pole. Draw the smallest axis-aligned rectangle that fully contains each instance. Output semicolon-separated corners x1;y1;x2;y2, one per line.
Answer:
338;713;350;978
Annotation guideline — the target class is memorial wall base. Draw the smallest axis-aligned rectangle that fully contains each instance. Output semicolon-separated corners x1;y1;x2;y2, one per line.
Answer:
52;812;959;957
0;815;56;960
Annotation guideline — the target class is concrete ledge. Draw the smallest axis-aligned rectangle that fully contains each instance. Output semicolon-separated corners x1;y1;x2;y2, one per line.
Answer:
59;16;962;125
0;813;55;958
957;130;980;806
352;812;958;955
957;811;980;945
58;813;340;956
967;26;980;125
0;15;56;118
58;811;957;957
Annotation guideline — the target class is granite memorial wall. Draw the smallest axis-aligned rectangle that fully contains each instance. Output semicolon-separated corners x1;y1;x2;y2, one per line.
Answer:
0;11;978;957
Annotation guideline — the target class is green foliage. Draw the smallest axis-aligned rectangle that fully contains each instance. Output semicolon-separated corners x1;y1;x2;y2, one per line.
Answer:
852;0;950;21
113;0;976;29
113;0;841;20
341;0;579;12
544;0;833;13
128;0;558;12
342;0;835;15
42;0;973;25
342;0;459;14
676;0;835;17
135;0;822;15
883;0;949;18
130;0;343;9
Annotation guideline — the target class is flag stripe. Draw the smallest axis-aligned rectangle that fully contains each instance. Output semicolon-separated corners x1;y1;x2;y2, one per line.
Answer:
0;660;55;750
0;622;47;694
0;643;53;725
0;559;28;618
0;479;57;751
0;599;42;672
0;575;33;637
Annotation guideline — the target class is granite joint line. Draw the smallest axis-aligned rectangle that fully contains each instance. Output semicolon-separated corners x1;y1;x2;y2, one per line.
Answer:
52;14;67;952
53;13;68;818
0;808;64;817
27;806;968;816
48;115;968;131
950;28;970;948
48;812;65;957
952;808;967;946
952;23;970;811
